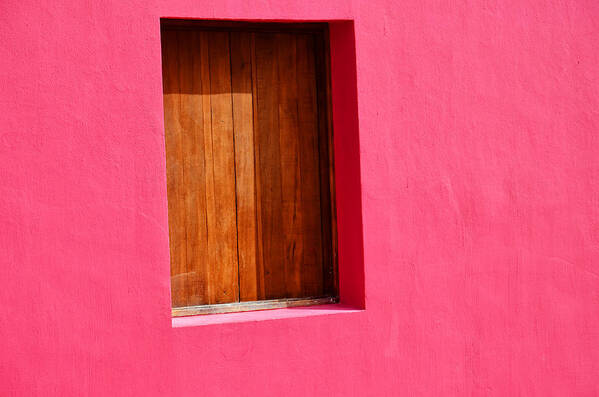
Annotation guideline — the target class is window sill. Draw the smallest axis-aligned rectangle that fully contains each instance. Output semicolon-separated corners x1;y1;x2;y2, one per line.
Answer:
172;296;338;317
171;303;362;328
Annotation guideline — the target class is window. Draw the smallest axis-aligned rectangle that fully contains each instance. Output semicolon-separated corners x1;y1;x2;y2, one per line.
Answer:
161;21;338;316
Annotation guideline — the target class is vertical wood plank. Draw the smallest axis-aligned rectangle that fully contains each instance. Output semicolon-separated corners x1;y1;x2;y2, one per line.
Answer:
178;30;209;306
204;31;239;304
250;33;266;300
296;33;325;297
254;32;286;299
276;33;303;298
230;31;259;302
324;28;339;297
162;30;189;307
314;30;337;296
198;31;216;304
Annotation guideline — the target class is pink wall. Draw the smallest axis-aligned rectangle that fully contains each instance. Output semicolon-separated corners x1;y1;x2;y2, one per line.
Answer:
2;0;599;395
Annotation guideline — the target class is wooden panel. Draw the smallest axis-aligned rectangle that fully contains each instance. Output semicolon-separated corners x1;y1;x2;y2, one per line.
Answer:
315;31;338;296
163;23;338;311
230;31;258;301
162;30;188;307
276;33;303;298
250;32;266;300
178;31;209;306
162;30;238;307
203;31;239;304
296;34;325;297
253;32;286;299
251;32;329;300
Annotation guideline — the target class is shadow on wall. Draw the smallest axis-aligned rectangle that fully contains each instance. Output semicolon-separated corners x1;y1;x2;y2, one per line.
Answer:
328;20;365;309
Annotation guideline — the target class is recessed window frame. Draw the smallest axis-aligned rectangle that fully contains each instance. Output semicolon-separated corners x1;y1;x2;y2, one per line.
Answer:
161;19;339;316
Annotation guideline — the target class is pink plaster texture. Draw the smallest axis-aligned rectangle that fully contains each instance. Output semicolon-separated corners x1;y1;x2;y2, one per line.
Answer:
2;0;599;396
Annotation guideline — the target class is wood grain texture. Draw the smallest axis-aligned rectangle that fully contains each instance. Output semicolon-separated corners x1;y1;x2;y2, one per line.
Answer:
162;29;188;307
249;32;266;300
276;33;303;298
204;31;239;304
230;31;258;301
296;33;324;297
163;30;238;307
172;296;338;317
254;32;285;299
162;24;337;311
315;30;338;296
178;30;209;306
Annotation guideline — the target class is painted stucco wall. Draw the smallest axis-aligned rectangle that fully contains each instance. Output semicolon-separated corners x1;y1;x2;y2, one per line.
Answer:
2;0;599;395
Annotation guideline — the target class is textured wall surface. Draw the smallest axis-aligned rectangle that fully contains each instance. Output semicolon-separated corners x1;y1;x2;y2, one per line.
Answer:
2;0;599;395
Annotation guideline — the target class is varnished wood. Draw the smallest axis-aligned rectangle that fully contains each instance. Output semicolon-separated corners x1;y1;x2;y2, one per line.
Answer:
249;32;266;301
179;31;209;306
324;28;339;297
172;296;339;317
205;31;239;304
276;33;303;298
296;33;325;297
314;30;338;297
162;29;188;307
163;30;239;307
230;31;258;301
162;22;338;313
254;32;286;299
